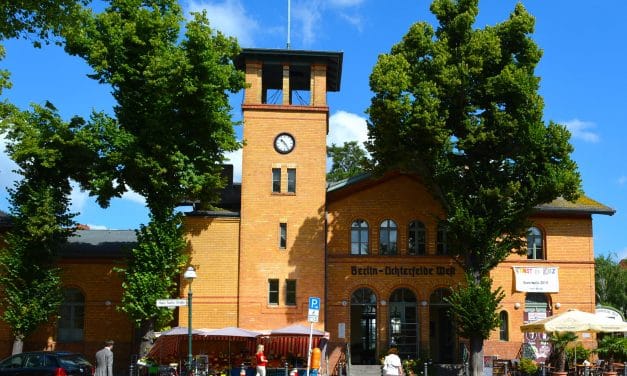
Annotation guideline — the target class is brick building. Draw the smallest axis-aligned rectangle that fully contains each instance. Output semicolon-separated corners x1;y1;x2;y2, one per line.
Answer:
0;48;616;372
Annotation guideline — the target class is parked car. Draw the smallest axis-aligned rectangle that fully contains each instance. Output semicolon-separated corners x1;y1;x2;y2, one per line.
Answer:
0;351;93;376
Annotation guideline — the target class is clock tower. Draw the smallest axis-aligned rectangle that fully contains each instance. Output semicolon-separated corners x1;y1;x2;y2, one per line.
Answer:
234;49;342;330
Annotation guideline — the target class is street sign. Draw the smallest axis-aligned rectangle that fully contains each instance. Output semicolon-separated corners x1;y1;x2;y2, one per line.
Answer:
156;299;187;307
309;297;320;310
308;297;320;323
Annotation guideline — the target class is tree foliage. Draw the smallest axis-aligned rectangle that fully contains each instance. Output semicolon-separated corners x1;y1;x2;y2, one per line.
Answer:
63;0;246;217
115;213;188;330
595;254;627;317
326;141;369;182
445;274;504;339
0;103;80;343
367;1;581;374
0;0;88;44
367;0;580;276
60;0;246;341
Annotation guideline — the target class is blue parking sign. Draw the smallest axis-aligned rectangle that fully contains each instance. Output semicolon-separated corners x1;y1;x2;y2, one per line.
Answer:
309;297;320;310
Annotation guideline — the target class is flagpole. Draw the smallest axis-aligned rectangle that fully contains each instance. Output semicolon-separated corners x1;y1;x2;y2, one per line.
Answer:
287;0;291;49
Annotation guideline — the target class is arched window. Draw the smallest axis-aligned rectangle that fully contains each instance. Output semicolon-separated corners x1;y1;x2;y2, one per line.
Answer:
527;227;544;259
57;288;85;342
437;222;449;255
351;220;369;255
499;311;509;341
379;219;398;255
408;221;426;255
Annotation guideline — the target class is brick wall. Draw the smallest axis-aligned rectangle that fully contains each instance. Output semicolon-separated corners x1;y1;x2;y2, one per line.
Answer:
179;215;240;329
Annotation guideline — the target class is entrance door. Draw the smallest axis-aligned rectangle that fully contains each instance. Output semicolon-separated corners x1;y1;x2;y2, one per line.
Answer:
350;287;377;365
389;288;418;360
429;288;456;363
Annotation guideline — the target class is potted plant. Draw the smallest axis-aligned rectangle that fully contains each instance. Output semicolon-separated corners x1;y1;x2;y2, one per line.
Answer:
548;331;578;376
595;335;627;376
519;358;539;376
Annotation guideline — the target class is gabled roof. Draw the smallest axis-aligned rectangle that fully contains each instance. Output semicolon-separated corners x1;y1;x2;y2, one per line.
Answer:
60;230;136;259
534;196;615;216
327;172;615;216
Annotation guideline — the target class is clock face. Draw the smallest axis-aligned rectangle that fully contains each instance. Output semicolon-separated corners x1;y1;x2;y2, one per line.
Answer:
274;133;295;154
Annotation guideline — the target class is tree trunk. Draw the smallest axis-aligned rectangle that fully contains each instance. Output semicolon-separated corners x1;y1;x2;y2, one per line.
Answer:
138;319;156;357
470;335;484;376
12;335;24;355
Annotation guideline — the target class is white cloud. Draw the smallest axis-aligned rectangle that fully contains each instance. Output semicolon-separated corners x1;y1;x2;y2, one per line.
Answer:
69;182;90;213
328;0;364;7
186;0;260;46
618;176;627;186
293;1;322;47
85;224;109;230
0;133;20;197
121;188;146;205
328;110;368;147
562;119;600;143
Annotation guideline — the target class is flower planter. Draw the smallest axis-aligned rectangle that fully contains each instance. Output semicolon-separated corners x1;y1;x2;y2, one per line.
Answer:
551;371;568;376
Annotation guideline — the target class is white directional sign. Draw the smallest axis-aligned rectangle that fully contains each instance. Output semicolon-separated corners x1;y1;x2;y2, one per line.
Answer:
308;297;320;323
156;299;187;307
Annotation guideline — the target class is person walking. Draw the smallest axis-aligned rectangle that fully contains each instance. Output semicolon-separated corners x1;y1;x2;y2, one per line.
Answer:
255;344;267;376
382;347;403;376
95;340;114;376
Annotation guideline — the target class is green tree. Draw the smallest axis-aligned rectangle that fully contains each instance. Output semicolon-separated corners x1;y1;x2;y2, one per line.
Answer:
0;103;81;354
595;254;627;317
367;1;580;374
548;331;577;372
326;141;369;182
62;0;246;350
0;0;88;44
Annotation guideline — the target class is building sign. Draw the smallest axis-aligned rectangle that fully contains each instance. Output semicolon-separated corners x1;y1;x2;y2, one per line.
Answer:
513;266;559;292
350;265;456;277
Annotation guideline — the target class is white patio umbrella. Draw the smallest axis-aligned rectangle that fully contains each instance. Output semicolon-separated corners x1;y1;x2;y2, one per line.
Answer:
520;309;627;333
520;309;627;366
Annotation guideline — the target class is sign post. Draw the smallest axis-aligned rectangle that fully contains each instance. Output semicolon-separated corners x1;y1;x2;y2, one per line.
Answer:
306;297;320;376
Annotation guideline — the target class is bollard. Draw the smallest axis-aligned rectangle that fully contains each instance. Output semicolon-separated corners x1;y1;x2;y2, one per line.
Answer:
623;362;627;376
240;363;246;376
129;363;135;376
424;362;429;376
464;362;469;376
285;361;289;376
585;365;589;376
541;362;546;376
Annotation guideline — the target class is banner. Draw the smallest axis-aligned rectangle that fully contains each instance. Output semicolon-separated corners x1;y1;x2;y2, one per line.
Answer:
512;266;559;292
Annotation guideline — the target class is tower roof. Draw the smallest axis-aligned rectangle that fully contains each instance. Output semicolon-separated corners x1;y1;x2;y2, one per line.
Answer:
234;48;343;92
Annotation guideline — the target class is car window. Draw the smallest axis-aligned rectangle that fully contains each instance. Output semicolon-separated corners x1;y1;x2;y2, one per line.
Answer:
25;354;44;368
0;354;24;368
59;354;91;367
44;354;58;367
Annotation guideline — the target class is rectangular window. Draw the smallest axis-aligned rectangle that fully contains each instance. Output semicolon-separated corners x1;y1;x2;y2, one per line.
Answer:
287;168;296;193
285;280;296;306
279;223;287;249
268;279;279;305
272;168;281;193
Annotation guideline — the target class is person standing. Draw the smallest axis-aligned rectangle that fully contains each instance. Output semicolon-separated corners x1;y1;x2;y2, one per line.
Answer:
382;347;403;376
95;340;114;376
255;344;267;376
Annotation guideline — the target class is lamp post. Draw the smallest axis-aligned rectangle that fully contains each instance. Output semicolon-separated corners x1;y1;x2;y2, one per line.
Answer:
184;266;197;372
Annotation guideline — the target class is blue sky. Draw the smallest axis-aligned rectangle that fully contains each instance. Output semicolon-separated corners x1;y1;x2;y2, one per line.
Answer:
1;0;625;261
